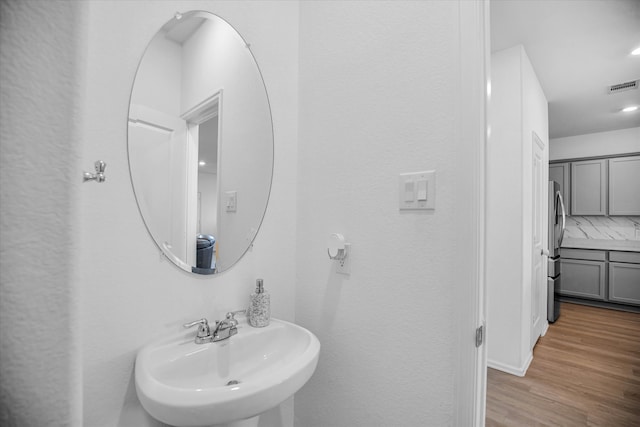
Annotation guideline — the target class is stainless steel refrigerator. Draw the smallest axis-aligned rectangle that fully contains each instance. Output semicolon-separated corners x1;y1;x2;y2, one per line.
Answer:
547;181;566;323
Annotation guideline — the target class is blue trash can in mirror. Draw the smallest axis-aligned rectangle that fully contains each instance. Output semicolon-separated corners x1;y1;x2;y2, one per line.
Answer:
194;234;216;274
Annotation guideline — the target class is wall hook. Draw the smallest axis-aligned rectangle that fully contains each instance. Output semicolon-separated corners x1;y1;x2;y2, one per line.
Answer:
327;233;349;262
328;233;351;274
83;160;106;183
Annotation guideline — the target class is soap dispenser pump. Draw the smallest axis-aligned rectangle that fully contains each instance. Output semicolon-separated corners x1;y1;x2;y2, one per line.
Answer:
248;278;270;327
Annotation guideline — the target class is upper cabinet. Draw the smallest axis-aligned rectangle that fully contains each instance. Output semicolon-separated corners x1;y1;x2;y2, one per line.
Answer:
549;162;570;214
609;156;640;215
571;159;607;215
551;155;640;216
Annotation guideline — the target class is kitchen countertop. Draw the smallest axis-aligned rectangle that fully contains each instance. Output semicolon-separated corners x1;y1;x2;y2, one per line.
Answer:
561;237;640;252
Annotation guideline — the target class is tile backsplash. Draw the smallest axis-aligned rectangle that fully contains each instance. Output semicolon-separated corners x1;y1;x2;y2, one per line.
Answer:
564;216;640;241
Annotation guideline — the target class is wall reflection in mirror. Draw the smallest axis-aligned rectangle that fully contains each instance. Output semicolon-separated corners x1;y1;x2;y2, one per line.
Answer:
128;11;273;275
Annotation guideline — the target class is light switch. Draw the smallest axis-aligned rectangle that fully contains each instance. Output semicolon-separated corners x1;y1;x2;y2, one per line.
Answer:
417;179;428;201
399;170;436;210
404;181;415;202
225;191;237;212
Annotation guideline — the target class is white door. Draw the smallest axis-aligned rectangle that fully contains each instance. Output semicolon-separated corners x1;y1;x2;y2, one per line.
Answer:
128;106;188;263
531;132;546;348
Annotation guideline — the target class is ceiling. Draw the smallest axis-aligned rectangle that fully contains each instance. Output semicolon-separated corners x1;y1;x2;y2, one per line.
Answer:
490;0;640;139
164;16;206;45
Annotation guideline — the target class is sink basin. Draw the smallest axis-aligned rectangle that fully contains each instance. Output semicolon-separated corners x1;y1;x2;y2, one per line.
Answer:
135;318;320;427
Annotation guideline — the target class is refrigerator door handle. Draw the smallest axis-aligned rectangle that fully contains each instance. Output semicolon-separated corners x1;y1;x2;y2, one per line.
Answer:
556;191;566;245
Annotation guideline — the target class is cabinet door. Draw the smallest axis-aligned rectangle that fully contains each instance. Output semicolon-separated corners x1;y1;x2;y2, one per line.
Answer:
549;162;570;214
609;156;640;215
571;159;607;215
560;259;606;300
609;262;640;306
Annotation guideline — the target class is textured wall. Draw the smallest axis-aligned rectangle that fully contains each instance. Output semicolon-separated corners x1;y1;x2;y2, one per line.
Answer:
0;0;84;425
295;2;479;425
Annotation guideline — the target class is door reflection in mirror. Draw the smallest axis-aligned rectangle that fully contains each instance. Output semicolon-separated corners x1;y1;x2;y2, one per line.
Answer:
185;94;221;274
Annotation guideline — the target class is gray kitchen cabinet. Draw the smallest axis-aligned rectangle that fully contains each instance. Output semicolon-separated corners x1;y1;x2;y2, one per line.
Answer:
549;162;570;214
560;258;607;300
609;263;640;306
608;155;640;215
571;159;607;215
559;249;607;301
608;251;640;306
560;249;640;309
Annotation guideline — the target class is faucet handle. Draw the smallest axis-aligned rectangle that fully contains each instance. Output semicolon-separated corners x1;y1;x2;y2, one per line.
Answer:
225;310;246;327
227;309;246;318
183;318;210;337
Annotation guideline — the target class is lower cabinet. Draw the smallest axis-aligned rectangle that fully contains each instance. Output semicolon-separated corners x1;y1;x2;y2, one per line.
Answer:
560;258;606;300
609;262;640;306
560;248;640;309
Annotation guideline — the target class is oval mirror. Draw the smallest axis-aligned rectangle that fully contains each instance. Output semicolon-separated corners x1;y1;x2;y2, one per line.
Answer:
127;11;273;275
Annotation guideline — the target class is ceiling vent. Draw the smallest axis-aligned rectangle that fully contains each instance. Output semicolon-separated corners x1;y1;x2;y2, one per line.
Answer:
608;80;638;94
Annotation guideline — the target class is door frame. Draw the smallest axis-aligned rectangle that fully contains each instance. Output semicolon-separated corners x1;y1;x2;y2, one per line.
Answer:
181;90;223;267
456;0;489;426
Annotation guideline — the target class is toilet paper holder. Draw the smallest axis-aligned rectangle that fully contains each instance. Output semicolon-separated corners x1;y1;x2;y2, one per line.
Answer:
83;160;107;183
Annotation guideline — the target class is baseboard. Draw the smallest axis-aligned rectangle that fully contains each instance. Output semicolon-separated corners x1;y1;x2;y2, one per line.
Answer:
487;352;533;377
558;297;640;314
541;321;549;337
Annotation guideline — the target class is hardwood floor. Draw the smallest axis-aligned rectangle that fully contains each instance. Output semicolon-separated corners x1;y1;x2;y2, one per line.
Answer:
486;302;640;426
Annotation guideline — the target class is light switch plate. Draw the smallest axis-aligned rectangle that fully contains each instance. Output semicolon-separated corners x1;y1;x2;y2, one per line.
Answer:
225;191;237;212
398;170;436;210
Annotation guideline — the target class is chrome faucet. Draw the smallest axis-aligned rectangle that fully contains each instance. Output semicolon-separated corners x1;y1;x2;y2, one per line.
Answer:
182;318;212;344
183;310;246;344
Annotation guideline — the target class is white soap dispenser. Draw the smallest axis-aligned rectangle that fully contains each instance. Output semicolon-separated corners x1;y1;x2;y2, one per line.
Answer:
248;279;270;327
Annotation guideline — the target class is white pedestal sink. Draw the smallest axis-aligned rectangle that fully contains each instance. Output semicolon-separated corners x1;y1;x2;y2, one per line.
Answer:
135;318;320;427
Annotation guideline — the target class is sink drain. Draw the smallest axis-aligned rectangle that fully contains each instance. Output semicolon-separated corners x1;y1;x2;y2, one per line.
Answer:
226;380;240;386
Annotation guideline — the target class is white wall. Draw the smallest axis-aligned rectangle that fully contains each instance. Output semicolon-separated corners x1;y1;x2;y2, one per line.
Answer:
198;172;218;237
78;1;298;426
295;2;484;425
1;1;486;426
0;1;84;424
486;49;524;373
520;44;549;364
486;45;548;375
197;119;218;237
132;36;182;118
550;127;640;160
